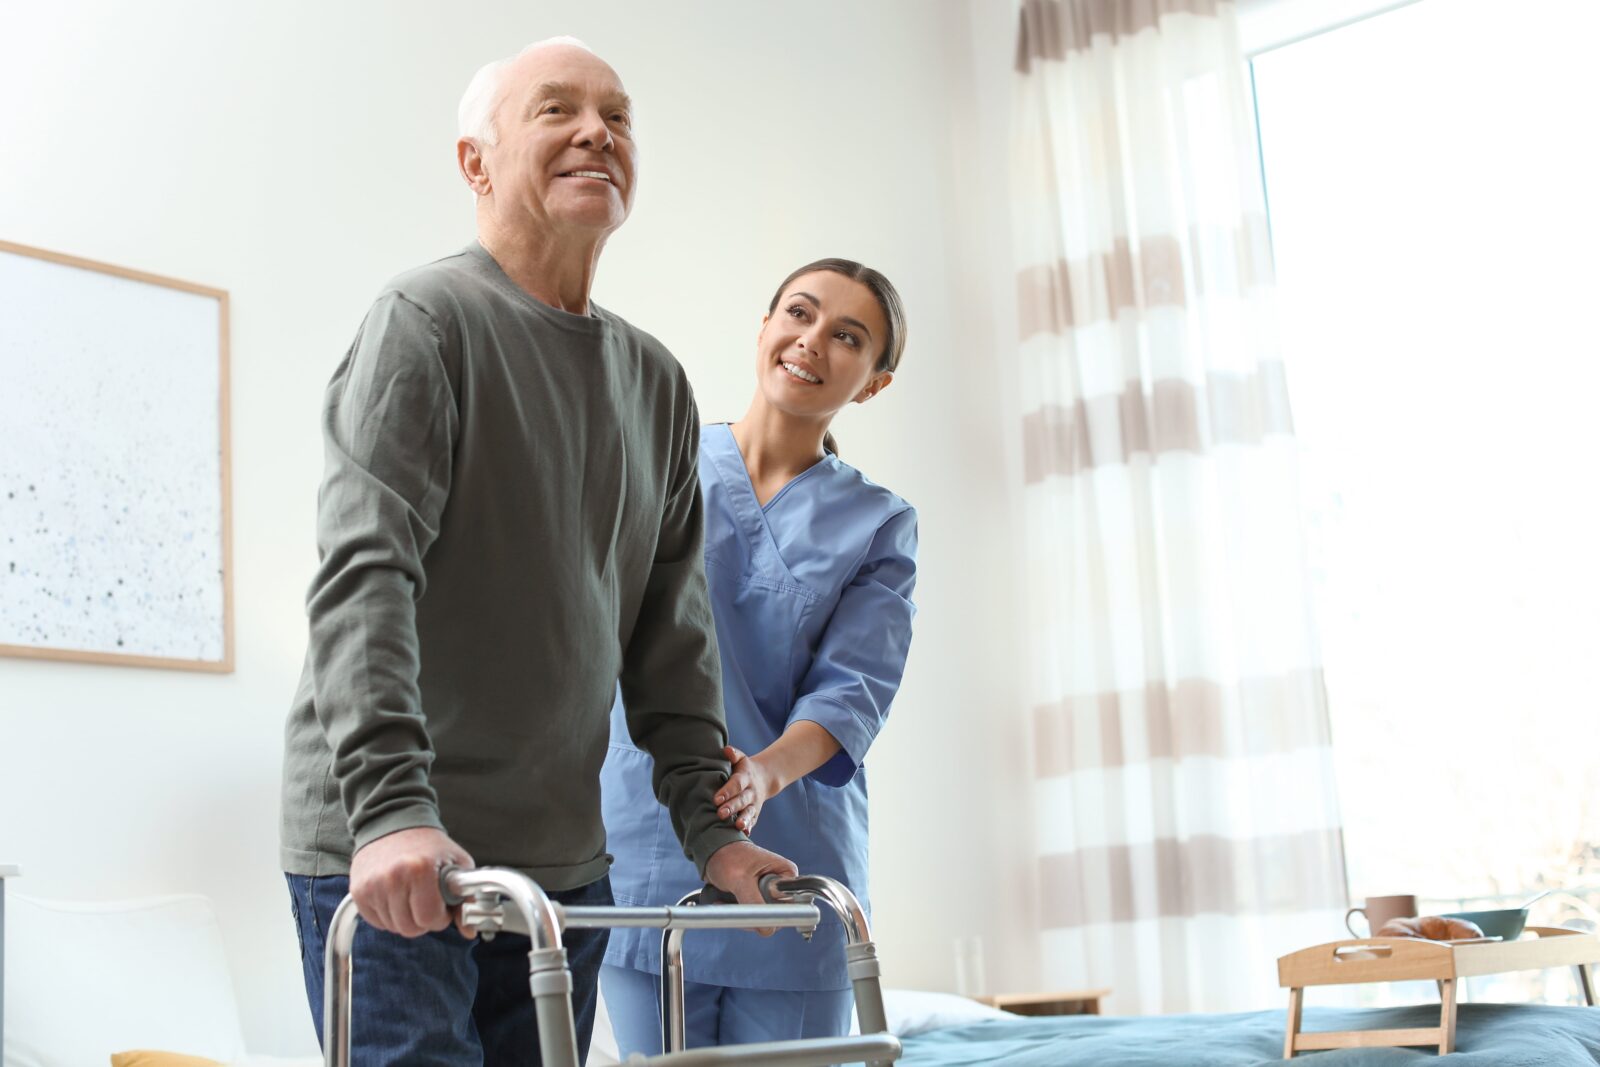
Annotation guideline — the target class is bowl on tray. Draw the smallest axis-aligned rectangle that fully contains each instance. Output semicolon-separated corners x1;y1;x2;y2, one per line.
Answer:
1439;907;1529;941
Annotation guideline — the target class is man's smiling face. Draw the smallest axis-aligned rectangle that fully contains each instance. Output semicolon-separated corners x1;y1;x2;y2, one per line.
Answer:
480;44;637;240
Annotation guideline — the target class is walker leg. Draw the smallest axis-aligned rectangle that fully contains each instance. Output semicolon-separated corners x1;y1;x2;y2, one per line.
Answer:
663;927;689;1053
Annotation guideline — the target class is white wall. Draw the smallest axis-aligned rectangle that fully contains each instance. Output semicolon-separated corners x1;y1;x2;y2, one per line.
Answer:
0;1;1034;1053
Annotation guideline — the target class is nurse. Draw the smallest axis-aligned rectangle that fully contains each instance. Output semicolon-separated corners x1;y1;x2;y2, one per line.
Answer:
599;258;917;1054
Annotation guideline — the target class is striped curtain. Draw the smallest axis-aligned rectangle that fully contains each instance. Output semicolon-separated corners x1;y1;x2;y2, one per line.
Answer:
1013;0;1348;1014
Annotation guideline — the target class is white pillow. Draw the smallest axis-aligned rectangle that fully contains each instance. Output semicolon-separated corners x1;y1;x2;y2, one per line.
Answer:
857;988;1014;1039
5;893;250;1067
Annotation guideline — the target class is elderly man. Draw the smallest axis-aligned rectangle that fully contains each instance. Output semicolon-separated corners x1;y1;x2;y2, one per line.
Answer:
279;37;795;1064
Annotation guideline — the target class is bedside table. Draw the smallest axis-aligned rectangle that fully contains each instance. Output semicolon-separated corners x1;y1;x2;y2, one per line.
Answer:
975;988;1110;1016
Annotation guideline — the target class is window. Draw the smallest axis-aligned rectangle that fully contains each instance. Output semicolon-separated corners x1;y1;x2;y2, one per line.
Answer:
1251;0;1600;1002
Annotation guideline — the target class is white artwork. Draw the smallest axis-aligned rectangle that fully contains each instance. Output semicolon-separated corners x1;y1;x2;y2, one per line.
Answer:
0;241;232;670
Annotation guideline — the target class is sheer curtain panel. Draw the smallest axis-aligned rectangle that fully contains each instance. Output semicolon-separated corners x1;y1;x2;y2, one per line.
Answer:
1013;0;1347;1013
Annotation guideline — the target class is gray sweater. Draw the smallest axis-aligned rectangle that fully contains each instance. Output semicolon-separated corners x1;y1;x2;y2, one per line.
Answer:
280;243;744;889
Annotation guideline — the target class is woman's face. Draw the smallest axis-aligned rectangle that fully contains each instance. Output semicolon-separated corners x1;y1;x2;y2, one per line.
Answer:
756;271;892;422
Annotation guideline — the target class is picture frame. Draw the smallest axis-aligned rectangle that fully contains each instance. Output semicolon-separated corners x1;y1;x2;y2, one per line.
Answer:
0;239;233;672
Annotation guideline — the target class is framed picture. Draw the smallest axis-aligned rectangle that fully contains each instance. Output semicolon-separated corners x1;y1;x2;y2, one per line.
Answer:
0;240;233;672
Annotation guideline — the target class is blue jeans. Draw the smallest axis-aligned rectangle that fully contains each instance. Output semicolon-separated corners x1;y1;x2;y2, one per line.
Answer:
600;962;853;1056
287;872;612;1066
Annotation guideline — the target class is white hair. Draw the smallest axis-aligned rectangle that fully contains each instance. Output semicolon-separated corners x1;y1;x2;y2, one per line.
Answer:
457;36;594;146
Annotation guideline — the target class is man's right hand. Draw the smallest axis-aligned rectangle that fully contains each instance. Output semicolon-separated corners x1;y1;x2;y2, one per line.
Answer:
349;826;476;939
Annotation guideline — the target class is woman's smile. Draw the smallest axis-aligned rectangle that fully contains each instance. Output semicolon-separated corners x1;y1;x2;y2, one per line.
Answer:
780;360;822;384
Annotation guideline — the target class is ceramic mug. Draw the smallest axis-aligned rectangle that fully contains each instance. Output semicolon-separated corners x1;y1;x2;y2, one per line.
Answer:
1345;894;1418;938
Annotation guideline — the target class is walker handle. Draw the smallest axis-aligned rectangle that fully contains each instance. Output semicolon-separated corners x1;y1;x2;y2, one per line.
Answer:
696;873;785;906
438;863;467;907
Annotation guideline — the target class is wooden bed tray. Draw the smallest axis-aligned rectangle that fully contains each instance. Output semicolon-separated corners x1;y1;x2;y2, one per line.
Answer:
1276;926;1600;1057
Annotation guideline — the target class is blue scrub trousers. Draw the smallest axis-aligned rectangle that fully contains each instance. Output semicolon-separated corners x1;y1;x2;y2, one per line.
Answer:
287;873;612;1066
601;962;853;1055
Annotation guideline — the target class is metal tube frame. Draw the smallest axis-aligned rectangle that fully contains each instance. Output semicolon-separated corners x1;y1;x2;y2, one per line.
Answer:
322;867;576;1067
322;867;900;1067
661;889;704;1056
658;875;896;1067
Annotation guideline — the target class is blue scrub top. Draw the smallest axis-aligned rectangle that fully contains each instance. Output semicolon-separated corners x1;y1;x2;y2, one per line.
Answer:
601;422;918;991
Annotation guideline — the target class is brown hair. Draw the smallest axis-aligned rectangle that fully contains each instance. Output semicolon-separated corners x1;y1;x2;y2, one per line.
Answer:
766;258;907;458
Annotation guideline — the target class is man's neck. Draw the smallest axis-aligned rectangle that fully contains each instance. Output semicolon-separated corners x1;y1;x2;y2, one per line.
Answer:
477;217;606;316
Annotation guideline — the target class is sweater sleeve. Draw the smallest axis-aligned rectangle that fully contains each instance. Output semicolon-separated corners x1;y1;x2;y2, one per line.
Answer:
305;291;457;852
791;506;919;787
618;394;746;877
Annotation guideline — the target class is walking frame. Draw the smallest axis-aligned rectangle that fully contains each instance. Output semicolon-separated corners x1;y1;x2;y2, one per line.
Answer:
322;866;902;1066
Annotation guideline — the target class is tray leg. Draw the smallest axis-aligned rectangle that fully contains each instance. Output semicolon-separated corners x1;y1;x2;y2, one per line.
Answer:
1283;987;1304;1059
1577;965;1596;1007
1439;978;1457;1054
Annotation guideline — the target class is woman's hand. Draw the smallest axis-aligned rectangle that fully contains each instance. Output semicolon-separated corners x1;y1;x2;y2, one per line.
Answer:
715;745;783;834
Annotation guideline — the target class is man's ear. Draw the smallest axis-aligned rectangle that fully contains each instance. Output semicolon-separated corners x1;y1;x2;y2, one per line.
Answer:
458;138;491;196
854;370;894;404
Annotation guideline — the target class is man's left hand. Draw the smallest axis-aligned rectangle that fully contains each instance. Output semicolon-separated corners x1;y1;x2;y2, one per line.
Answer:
704;839;799;936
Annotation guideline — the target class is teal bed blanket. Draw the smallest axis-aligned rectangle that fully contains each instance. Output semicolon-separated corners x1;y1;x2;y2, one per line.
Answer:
898;1004;1600;1065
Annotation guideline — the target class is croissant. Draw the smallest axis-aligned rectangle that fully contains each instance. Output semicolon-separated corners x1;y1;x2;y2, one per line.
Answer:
1377;915;1485;941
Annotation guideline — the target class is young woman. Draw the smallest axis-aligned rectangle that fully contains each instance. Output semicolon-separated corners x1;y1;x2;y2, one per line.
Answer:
599;258;918;1053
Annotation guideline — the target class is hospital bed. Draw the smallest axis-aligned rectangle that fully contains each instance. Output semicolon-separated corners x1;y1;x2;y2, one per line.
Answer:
321;867;901;1067
891;997;1600;1065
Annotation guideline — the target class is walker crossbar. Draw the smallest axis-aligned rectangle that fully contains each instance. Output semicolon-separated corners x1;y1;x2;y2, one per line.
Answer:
321;866;902;1067
636;1034;903;1066
564;903;822;931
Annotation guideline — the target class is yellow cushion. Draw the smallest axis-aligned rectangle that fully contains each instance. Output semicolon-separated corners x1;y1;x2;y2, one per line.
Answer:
110;1053;225;1067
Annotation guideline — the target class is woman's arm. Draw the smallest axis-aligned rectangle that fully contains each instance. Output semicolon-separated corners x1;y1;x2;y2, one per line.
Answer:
714;721;842;831
714;505;919;832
